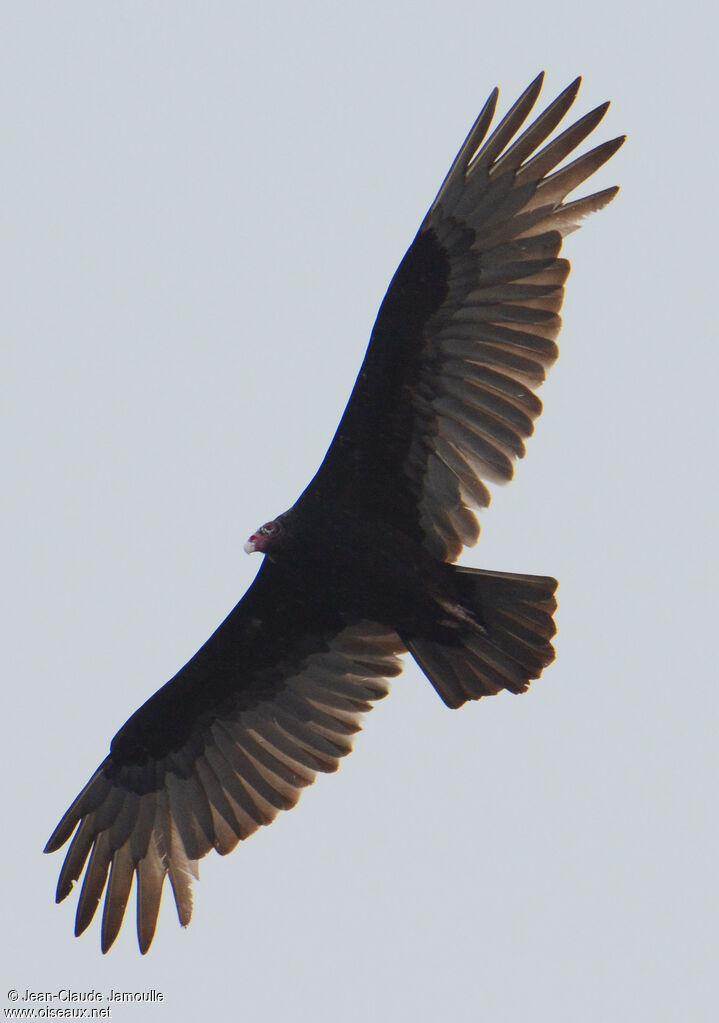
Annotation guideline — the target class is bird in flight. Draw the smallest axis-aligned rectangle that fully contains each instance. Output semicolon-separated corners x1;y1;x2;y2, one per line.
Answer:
45;73;623;953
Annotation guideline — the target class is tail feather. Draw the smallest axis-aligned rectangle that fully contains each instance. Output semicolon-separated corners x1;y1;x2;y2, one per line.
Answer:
405;567;557;709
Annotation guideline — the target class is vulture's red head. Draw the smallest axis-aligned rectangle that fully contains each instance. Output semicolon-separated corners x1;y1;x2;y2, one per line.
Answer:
244;518;286;555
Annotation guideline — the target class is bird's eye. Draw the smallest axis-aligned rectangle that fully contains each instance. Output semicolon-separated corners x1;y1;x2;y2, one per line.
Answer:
259;522;278;537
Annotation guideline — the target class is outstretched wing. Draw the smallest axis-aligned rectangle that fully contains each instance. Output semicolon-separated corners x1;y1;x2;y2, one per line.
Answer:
305;74;624;560
45;560;404;953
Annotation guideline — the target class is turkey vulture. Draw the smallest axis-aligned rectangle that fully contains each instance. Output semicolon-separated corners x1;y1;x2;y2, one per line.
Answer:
45;73;623;953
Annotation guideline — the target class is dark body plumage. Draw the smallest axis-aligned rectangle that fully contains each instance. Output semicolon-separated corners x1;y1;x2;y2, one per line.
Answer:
45;74;623;953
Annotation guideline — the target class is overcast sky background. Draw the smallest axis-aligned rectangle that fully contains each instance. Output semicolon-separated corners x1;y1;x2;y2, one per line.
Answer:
3;3;716;1021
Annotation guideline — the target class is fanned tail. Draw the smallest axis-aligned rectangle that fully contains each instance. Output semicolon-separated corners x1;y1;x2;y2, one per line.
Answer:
406;567;557;709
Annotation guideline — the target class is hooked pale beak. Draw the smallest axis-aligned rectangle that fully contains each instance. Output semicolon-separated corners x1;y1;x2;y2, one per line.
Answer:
244;538;257;554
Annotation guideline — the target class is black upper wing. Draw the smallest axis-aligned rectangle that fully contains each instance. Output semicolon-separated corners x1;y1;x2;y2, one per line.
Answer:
305;74;623;560
45;559;403;953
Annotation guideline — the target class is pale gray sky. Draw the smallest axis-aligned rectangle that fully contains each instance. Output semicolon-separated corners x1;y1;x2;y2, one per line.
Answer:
3;2;716;1021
